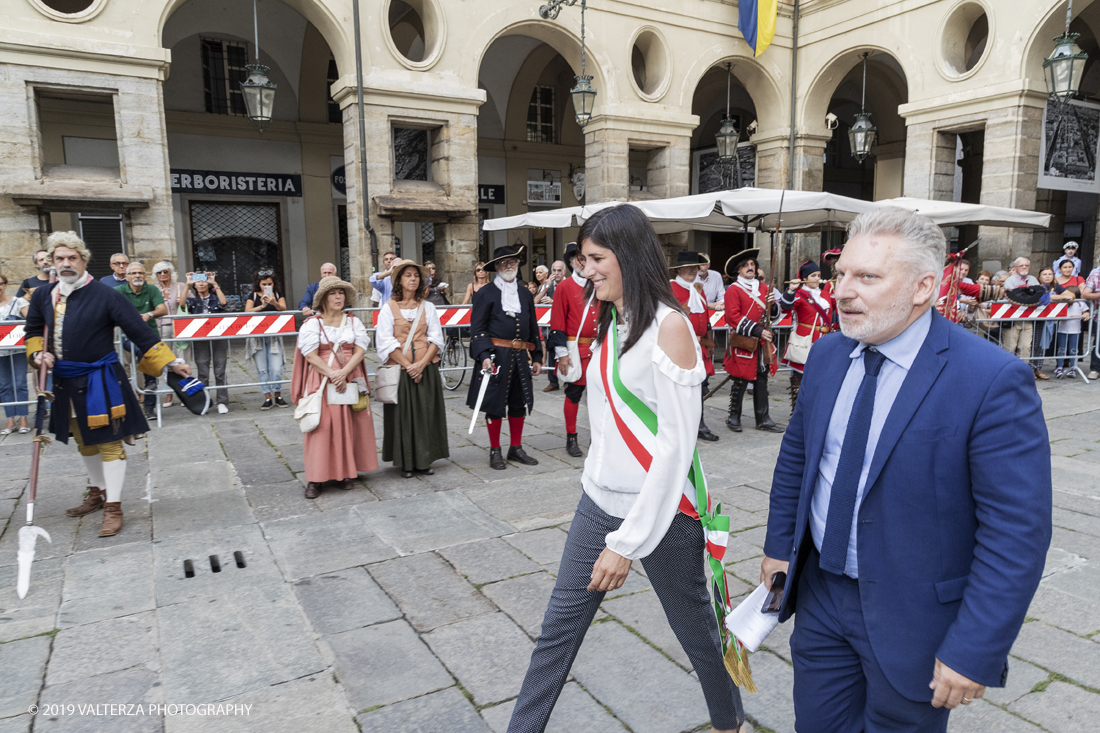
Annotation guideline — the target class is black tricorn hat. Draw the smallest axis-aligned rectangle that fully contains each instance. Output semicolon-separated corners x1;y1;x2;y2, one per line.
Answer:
166;372;210;415
724;248;761;279
484;245;526;272
1004;285;1045;305
669;251;710;270
564;242;580;266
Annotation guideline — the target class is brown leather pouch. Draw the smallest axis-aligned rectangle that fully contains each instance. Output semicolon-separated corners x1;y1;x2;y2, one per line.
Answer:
728;333;758;352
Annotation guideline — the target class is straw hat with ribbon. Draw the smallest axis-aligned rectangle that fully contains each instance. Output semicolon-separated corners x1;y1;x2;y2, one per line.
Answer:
389;259;431;296
312;276;357;311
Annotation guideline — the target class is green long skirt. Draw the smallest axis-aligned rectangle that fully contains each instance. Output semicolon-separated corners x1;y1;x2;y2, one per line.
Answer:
382;362;451;472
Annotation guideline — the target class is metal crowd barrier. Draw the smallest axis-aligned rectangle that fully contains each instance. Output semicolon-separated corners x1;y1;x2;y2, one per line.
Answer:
968;299;1094;383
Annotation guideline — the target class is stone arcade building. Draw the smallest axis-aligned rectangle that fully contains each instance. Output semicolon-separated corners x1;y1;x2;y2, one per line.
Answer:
0;0;1091;305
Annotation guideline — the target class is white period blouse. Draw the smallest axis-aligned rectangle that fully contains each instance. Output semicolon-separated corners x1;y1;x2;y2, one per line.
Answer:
583;302;706;560
374;301;445;363
297;315;371;356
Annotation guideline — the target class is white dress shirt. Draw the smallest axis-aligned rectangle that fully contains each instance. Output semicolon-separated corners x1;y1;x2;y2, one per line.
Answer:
810;307;932;578
696;269;726;304
583;303;706;560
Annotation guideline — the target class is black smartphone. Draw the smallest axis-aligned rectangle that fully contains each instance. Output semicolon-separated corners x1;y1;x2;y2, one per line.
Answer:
761;572;787;614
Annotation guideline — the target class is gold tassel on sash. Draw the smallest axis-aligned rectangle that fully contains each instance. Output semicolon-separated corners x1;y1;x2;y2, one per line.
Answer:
724;640;758;694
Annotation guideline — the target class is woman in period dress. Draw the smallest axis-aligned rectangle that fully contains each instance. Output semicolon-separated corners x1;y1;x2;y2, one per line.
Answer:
375;260;450;477
291;277;377;499
779;259;836;408
509;204;744;733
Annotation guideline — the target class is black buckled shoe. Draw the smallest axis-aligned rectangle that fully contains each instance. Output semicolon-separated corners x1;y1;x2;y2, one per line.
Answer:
489;448;506;470
698;425;720;442
507;446;539;466
565;433;583;458
755;416;785;434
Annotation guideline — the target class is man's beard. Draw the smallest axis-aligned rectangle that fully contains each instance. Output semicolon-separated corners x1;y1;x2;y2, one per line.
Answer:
499;268;518;282
58;269;80;285
131;279;145;288
837;288;912;342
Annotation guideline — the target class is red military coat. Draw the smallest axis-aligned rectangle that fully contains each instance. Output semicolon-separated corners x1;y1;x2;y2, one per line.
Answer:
548;273;599;386
780;287;836;373
670;279;715;376
723;280;778;381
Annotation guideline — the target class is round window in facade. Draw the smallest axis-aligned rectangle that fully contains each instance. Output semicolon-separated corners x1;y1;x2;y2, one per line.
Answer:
28;0;107;22
938;1;992;80
386;0;446;70
630;27;672;102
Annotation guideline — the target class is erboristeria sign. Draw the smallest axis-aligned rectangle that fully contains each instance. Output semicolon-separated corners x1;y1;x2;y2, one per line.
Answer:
170;170;303;197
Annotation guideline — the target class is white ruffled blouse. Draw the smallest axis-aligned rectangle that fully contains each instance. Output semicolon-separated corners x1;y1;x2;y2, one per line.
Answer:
374;301;445;364
297;315;371;356
583;302;706;560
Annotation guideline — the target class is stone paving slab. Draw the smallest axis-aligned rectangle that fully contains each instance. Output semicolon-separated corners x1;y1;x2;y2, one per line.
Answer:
368;552;494;632
261;506;397;581
422;612;534;706
151;524;284;607
480;571;557;639
58;543;154;628
982;658;1048;707
324;620;454;711
1010;621;1100;689
46;611;159;686
357;687;490;733
0;557;64;643
355;491;513;555
438;538;540;586
242;479;317;523
151;490;255;540
158;584;324;703
35;666;163;733
0;512;78;568
164;674;359;733
0;635;51;719
464;473;582;531
291;567;400;636
740;650;796;733
0;716;30;733
503;528;568;566
480;681;627;733
947;697;1042;732
603;589;690;669
1009;681;1100;732
150;461;237;501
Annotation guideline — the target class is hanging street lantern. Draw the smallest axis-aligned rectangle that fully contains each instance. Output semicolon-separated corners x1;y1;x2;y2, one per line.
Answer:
540;0;597;127
1045;2;1087;102
241;65;277;131
241;0;276;132
715;63;739;163
571;75;597;127
850;52;877;163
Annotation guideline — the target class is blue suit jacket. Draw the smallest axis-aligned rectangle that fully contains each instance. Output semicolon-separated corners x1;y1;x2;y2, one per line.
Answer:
764;309;1051;701
299;282;319;311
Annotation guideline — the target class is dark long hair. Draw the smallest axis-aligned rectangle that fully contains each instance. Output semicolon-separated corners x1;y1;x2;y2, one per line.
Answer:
252;270;283;297
579;204;683;355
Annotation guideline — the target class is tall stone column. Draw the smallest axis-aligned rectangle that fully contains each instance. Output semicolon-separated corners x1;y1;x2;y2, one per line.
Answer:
980;104;1043;267
583;126;630;204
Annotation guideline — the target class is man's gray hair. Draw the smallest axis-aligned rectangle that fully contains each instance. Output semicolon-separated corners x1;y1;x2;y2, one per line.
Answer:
46;231;92;262
846;206;945;287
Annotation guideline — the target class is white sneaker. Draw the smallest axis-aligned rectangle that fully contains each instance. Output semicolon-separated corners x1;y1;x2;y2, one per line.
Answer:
1090;371;1100;380
217;404;229;414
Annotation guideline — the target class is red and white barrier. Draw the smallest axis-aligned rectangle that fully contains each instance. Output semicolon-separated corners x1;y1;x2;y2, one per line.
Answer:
0;324;25;348
172;313;297;339
988;303;1069;320
366;305;554;327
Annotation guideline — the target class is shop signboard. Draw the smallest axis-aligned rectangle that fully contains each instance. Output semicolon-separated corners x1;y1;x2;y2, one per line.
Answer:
171;169;303;197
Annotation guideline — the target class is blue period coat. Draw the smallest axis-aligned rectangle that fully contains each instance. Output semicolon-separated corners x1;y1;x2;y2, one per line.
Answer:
764;309;1052;701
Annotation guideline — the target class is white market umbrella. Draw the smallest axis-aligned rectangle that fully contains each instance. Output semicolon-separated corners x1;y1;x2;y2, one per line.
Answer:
874;197;1052;229
715;188;876;232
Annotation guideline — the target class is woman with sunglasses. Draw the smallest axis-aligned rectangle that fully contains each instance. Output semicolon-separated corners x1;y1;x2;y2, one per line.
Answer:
460;261;490;305
245;269;288;410
509;204;745;733
0;276;31;435
151;261;189;407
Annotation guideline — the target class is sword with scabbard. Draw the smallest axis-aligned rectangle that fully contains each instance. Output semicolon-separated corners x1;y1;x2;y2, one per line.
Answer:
468;354;497;434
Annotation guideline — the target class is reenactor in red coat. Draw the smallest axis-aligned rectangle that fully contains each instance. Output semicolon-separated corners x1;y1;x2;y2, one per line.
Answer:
547;243;599;457
669;251;719;442
779;260;836;408
722;248;783;434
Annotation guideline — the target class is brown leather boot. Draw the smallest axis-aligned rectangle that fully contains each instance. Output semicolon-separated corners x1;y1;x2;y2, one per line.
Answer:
66;487;105;518
99;502;123;537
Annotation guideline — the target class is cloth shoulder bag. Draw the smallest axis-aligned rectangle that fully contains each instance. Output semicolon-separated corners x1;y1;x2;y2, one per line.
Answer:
294;352;333;434
783;309;818;365
323;314;360;406
373;302;424;405
557;296;593;384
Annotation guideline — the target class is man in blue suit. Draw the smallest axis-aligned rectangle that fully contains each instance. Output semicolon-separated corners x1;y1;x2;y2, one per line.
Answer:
298;262;337;316
760;207;1051;732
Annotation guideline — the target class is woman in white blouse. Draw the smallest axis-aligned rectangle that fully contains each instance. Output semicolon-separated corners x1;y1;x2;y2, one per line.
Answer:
509;205;745;733
290;277;377;499
375;260;449;477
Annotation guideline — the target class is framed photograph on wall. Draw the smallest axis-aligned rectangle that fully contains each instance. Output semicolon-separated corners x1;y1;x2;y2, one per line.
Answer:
1040;99;1100;194
691;143;757;194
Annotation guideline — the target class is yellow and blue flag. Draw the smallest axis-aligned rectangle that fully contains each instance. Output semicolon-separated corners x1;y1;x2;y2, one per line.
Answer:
738;0;778;57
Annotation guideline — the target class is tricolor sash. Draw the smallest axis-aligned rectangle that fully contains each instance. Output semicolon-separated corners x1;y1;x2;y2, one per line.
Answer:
599;308;756;689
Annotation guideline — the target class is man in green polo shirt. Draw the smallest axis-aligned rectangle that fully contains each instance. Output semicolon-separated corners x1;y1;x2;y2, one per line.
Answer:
116;262;167;417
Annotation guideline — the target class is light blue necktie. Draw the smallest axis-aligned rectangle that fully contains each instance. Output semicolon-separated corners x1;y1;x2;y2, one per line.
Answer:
819;348;887;575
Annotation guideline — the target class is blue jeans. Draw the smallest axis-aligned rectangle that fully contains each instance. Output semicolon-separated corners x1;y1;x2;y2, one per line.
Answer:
0;353;29;418
1056;332;1081;370
251;340;284;395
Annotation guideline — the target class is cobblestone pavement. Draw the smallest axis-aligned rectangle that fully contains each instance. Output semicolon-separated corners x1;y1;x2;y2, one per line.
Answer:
0;346;1098;733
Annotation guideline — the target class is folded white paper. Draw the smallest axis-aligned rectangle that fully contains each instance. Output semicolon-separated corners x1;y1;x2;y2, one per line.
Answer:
724;582;780;653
